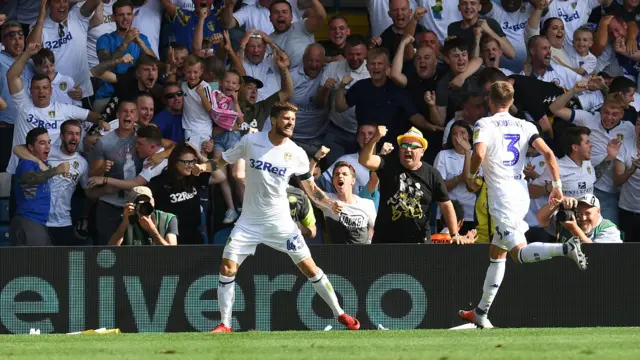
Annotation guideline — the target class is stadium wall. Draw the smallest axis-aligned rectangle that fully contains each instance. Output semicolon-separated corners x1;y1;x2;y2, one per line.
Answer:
0;244;638;334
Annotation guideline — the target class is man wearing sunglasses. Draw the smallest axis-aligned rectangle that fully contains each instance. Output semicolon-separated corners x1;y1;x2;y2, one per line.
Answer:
151;82;185;143
1;21;37;172
360;125;465;244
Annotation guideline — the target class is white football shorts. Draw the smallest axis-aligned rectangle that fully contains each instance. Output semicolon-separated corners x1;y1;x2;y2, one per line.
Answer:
223;222;311;264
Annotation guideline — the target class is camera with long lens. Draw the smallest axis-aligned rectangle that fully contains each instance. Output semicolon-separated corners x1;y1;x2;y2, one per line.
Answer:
135;199;154;217
556;205;576;222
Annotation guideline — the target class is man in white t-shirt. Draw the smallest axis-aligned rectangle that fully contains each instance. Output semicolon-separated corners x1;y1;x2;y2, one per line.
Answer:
27;0;102;99
86;1;117;70
480;0;533;72
522;36;582;90
87;125;168;190
201;102;360;333
549;81;636;225
132;0;163;57
13;120;89;246
459;80;586;329
268;0;325;68
417;0;462;43
6;43;104;176
238;29;281;101
221;0;301;35
322;161;376;244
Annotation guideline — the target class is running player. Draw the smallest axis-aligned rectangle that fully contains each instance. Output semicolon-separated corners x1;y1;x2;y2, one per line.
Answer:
197;102;360;333
458;81;587;329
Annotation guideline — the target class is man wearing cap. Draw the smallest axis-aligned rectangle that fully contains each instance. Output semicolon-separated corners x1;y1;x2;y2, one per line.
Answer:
109;186;178;246
537;194;622;243
238;72;293;131
360;125;465;244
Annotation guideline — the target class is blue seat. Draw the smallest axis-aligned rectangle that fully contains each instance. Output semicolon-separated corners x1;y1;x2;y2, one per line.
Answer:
0;224;10;246
0;197;9;223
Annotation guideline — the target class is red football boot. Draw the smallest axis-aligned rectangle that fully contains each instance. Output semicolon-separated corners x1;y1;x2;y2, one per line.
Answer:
338;313;361;330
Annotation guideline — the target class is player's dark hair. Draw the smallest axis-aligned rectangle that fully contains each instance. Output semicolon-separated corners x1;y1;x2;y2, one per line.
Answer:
269;0;292;13
477;67;509;87
135;54;158;71
30;73;52;87
0;21;22;38
113;0;134;12
445;120;473;150
26;127;48;147
136;125;163;146
442;36;469;57
328;15;349;27
333;161;356;178
32;48;55;67
345;34;367;48
562;126;591;157
541;17;563;36
609;76;637;94
118;100;137;111
270;102;298;118
61;119;82;134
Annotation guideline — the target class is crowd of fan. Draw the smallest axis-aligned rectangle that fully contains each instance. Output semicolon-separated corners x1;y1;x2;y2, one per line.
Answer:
0;0;638;246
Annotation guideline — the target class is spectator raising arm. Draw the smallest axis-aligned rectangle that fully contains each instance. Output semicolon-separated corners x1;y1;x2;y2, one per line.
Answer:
221;0;239;29
28;0;102;45
276;50;294;102
548;81;588;121
303;0;328;33
401;7;426;61
7;44;40;95
477;19;514;59
390;35;413;87
359;126;387;172
91;54;135;84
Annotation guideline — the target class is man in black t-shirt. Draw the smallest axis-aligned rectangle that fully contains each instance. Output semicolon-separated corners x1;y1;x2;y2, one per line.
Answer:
359;126;464;243
447;0;514;59
91;54;164;121
378;0;426;60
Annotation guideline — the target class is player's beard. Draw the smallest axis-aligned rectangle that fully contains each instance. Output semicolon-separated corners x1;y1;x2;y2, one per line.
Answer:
276;124;293;138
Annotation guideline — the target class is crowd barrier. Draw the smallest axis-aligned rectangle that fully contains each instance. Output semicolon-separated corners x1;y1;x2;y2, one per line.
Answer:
0;244;638;334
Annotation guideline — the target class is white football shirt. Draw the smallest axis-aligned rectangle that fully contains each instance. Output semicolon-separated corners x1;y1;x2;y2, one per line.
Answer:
242;54;280;102
483;2;533;68
568;109;636;193
542;0;600;50
139;147;168;182
223;131;309;226
34;5;93;97
270;20;314;68
51;73;81;107
434;149;476;222
537;155;595;198
181;80;213;148
617;142;640;213
132;0;163;57
473;112;540;216
46;144;89;227
82;0;116;68
418;0;462;43
7;89;90;174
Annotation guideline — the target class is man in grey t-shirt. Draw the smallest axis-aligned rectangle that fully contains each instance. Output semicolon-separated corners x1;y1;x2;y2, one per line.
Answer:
87;101;142;245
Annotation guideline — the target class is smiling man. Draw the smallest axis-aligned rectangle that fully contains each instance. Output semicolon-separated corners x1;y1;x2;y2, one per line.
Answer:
13;120;89;245
318;16;351;63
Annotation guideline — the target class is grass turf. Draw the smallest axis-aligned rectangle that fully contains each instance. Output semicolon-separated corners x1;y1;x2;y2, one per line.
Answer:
0;327;639;359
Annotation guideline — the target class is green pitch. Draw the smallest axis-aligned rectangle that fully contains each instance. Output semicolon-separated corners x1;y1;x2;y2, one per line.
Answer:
1;327;639;359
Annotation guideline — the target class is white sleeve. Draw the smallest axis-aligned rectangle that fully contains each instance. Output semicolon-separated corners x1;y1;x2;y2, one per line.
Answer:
11;88;34;109
233;6;252;27
473;120;491;146
570;109;594;127
70;5;90;30
61;104;91;121
78;158;89;189
222;133;248;164
366;199;377;228
442;119;454;145
433;151;448;179
138;160;167;182
293;148;310;176
582;54;597;75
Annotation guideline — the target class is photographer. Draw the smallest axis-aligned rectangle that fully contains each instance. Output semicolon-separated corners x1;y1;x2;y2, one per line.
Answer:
536;194;622;244
108;186;178;246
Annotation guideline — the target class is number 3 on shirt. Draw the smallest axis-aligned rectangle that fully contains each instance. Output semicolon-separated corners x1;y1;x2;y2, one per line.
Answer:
503;134;521;166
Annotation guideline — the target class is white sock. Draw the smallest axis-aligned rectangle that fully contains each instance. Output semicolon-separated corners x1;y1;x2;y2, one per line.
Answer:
218;274;235;327
476;258;506;316
518;243;565;263
309;268;344;317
